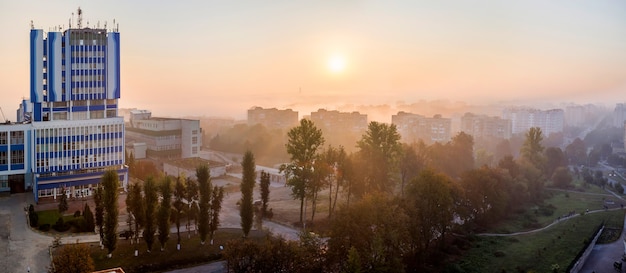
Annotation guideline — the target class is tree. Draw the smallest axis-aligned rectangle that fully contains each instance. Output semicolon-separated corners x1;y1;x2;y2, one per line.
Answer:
565;138;587;165
143;177;158;252
157;176;172;251
58;186;69;215
259;170;270;217
328;193;407;272
94;184;104;248
101;170;119;258
197;164;212;244
552;167;573;189
281;119;325;225
356;121;402;194
521;127;545;169
50;243;95;273
241;150;256;238
544;147;566;178
173;176;186;249
319;145;349;219
209;185;224;245
185;177;199;238
399;142;424;198
127;181;145;245
83;203;95;233
460;166;510;228
405;169;459;265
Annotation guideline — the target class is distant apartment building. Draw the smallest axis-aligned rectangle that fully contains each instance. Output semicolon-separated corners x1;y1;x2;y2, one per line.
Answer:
502;108;564;136
565;104;601;127
613;103;626;128
392;112;451;144
247;107;298;130
460;113;511;140
310;109;368;134
126;110;202;159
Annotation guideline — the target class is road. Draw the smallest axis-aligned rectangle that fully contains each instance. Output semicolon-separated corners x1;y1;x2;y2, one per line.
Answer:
579;216;626;272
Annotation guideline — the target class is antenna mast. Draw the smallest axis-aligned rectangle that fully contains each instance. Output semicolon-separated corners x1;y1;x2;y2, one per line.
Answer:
77;7;83;29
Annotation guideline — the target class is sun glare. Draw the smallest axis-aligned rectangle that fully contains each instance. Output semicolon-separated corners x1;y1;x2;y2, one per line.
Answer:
328;55;346;74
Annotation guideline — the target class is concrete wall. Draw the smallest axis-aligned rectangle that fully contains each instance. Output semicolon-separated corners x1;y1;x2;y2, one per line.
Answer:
163;162;226;180
569;226;604;273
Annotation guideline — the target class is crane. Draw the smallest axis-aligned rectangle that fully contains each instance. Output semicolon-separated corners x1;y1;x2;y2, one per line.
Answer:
0;107;6;123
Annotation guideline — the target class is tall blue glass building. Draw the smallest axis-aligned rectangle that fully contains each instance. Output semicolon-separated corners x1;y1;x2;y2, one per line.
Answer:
0;14;128;202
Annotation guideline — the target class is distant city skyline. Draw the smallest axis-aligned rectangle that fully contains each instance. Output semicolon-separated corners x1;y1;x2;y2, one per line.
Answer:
1;1;626;122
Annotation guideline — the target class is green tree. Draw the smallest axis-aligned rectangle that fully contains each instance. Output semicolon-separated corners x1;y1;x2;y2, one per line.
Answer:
521;127;545;169
241;150;256;238
58;187;69;215
197;165;212;244
185;177;199;238
157;176;172;251
356;121;402;194
101;170;119;258
281;119;325;225
328;193;407;272
460;166;510;228
173;176;186;249
82;203;95;233
399;142;425;198
545;147;567;178
209;185;224;245
127;181;145;245
143;177;158;252
552;166;573;189
50;243;95;273
259;170;270;217
565;138;587;165
94;184;104;248
405;169;458;266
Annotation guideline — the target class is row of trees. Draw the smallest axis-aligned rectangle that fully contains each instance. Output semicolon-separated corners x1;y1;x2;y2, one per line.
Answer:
124;165;225;255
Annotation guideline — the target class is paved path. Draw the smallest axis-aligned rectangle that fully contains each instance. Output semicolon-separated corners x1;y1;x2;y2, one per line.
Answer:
579;217;626;273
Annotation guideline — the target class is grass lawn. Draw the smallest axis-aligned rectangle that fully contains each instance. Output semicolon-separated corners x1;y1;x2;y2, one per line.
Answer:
37;209;82;226
80;228;267;273
492;189;619;233
457;209;624;273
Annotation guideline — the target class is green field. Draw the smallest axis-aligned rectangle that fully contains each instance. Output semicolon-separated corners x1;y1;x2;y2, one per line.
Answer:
457;209;624;273
492;189;619;234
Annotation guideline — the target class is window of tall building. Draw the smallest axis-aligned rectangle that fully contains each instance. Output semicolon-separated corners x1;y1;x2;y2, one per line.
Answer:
0;132;6;145
0;175;7;188
11;150;24;164
10;131;24;145
0;152;7;165
192;136;198;145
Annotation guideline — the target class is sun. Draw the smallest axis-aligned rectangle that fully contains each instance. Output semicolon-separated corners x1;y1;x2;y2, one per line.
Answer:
327;55;346;74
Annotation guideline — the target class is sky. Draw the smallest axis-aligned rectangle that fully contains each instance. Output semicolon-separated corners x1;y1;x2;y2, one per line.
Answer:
1;1;626;121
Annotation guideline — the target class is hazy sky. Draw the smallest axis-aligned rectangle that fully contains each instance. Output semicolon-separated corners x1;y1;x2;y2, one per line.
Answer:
1;1;626;121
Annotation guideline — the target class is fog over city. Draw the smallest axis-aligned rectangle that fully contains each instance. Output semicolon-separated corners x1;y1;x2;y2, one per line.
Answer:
2;1;626;121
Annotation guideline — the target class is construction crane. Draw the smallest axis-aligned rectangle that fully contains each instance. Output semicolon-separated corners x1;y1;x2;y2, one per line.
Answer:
0;107;6;123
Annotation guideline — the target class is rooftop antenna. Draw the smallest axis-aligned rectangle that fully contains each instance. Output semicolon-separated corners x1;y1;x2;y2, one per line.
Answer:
104;21;107;31
97;21;100;29
77;7;83;29
30;20;34;30
70;12;73;28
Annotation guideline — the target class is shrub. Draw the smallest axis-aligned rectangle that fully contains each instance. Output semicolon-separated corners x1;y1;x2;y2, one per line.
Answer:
74;210;81;217
53;217;70;232
39;224;50;232
29;212;39;227
493;251;506;257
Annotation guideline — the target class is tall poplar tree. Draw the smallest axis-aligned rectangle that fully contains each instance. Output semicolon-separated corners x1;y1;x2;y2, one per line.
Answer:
185;177;199;238
259;171;270;217
94;184;104;248
101;170;119;258
197;165;212;244
143;177;158;252
157;176;172;251
127;182;145;245
240;150;256;238
209;185;224;245
173;176;186;249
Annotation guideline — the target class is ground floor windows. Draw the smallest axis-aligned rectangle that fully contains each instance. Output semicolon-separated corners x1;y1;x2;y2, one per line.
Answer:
0;175;7;188
37;184;94;199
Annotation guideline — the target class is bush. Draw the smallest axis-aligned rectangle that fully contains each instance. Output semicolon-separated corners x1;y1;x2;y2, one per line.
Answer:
67;218;88;232
39;224;50;232
494;250;506;257
74;210;82;217
53;217;70;232
29;212;39;227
